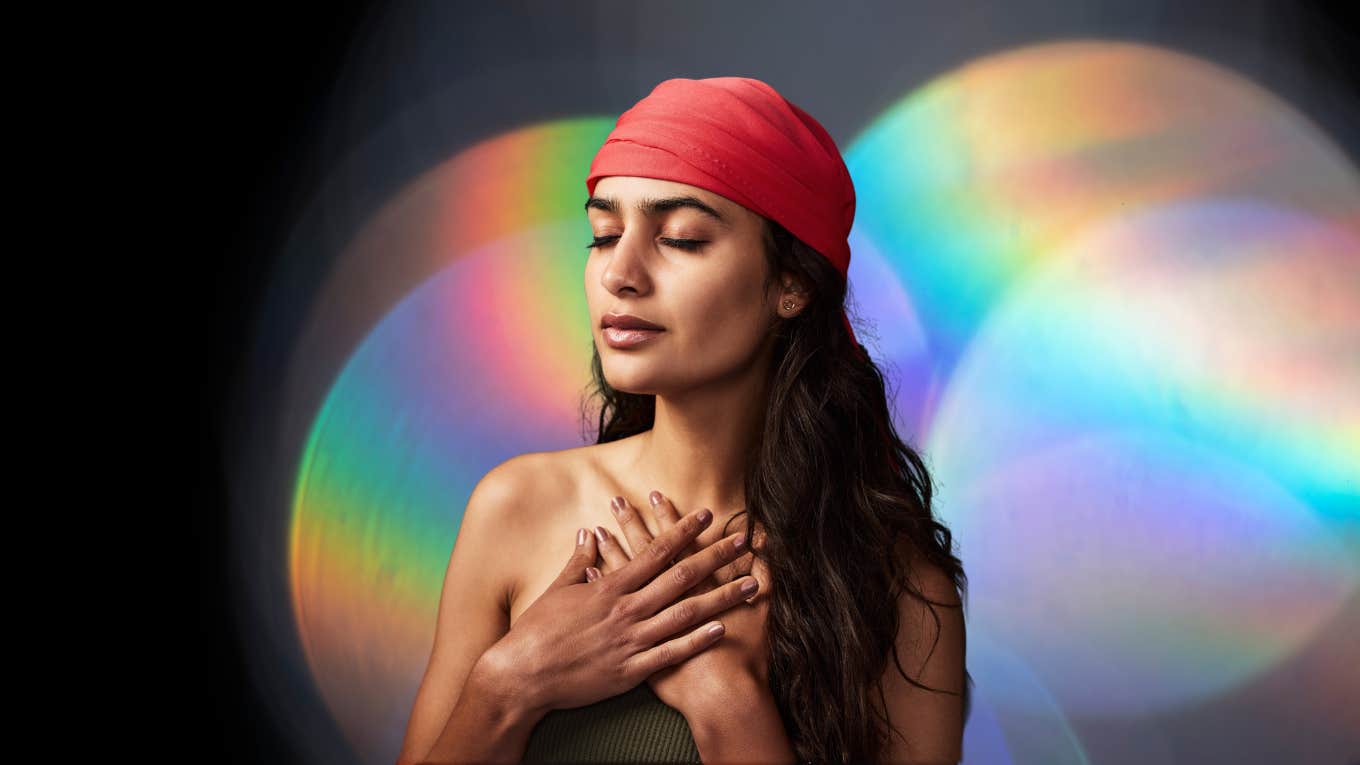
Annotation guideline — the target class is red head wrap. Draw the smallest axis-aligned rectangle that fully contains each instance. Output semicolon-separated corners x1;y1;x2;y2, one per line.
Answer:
585;76;862;353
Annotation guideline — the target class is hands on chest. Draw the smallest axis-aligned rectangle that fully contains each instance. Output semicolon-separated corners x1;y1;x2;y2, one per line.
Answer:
488;489;773;721
588;491;773;704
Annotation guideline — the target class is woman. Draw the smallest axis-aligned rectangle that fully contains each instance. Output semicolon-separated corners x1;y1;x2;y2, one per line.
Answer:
398;77;970;764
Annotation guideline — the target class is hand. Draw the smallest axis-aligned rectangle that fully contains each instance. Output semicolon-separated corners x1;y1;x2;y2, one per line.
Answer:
591;491;773;714
485;506;756;715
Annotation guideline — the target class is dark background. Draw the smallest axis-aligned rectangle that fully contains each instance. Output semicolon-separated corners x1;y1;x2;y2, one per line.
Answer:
192;2;1358;762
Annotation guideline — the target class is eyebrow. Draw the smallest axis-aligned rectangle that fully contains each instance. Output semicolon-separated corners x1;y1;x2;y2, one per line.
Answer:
584;194;730;227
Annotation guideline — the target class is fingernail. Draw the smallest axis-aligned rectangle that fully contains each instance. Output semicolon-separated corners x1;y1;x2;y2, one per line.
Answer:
577;528;587;546
707;622;725;637
595;526;609;544
612;496;625;516
649;490;662;506
697;508;712;524
586;567;599;582
740;577;758;595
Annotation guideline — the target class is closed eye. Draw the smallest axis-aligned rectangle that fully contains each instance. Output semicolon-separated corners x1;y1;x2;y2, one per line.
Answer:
585;235;706;252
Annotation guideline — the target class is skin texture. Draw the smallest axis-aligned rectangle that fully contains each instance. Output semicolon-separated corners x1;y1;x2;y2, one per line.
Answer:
491;507;753;713
398;175;807;763
593;492;771;712
595;492;799;763
398;175;965;762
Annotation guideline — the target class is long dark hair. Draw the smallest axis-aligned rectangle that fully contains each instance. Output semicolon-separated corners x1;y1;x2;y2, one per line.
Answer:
581;218;971;762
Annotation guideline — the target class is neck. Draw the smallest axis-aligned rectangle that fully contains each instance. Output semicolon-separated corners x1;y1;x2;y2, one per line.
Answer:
624;358;773;520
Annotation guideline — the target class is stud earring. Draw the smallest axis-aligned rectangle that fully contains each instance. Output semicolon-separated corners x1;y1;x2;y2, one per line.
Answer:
783;299;796;311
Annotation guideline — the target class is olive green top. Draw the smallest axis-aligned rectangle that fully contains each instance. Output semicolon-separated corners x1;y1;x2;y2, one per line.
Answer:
521;682;702;763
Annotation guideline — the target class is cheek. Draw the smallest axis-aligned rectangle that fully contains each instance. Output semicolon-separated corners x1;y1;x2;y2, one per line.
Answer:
583;261;606;304
677;274;769;345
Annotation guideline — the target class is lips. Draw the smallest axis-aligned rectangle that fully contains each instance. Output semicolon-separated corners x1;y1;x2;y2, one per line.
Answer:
601;312;664;331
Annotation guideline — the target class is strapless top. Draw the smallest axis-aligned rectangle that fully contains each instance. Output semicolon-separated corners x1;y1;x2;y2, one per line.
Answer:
521;682;701;763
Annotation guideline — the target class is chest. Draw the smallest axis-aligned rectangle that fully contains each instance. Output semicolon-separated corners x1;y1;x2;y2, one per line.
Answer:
507;505;739;628
507;506;653;628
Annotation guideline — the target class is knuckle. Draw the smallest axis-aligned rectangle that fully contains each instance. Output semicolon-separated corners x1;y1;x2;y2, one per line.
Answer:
645;537;675;564
669;600;696;630
614;624;643;654
669;560;697;588
710;546;733;572
611;594;639;621
655;641;675;668
606;655;634;686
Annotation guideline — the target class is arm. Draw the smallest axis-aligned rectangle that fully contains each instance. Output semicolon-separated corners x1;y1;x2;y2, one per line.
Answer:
412;649;548;764
395;456;537;765
684;551;967;764
877;550;967;764
683;670;797;764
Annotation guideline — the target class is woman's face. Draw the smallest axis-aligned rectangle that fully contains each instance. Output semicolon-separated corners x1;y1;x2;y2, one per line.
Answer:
585;175;781;394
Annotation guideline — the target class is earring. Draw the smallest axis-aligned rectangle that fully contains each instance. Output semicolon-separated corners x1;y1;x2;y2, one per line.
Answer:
783;299;796;311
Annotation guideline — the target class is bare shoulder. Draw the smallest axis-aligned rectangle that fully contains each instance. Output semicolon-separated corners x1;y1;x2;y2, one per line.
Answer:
475;444;601;519
469;444;608;606
876;535;967;763
467;451;559;528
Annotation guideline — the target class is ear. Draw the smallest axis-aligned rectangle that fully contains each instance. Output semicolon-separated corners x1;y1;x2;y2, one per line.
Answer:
776;272;811;319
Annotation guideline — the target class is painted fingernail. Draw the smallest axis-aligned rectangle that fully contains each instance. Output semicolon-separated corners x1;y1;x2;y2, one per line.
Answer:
740;577;758;595
612;496;625;516
707;622;725;637
732;534;746;550
649;490;662;506
697;508;712;524
595;526;609;543
577;528;587;546
586;567;599;582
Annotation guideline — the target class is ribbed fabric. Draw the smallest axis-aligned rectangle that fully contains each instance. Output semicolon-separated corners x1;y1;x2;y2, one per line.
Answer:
521;682;702;763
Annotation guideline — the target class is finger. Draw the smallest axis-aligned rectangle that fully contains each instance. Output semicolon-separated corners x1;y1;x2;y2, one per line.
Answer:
609;495;654;559
631;573;760;646
744;552;771;605
737;553;759;603
623;619;726;681
551;527;598;588
593;525;632;574
646;492;709;597
628;530;749;616
647;491;702;562
611;507;714;593
648;490;681;528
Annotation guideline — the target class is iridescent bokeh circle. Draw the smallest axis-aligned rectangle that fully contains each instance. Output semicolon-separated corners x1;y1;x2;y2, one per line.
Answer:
284;41;1359;764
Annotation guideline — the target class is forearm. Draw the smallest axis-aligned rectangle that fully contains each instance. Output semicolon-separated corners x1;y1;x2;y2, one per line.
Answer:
414;654;548;765
683;673;797;764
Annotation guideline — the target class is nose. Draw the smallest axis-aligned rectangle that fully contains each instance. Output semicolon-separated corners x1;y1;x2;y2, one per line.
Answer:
599;230;654;297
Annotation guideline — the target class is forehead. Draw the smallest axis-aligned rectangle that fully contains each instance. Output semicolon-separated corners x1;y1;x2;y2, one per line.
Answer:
587;176;753;228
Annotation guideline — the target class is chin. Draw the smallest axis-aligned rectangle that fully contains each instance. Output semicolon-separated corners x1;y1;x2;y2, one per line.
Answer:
599;359;666;395
601;372;661;396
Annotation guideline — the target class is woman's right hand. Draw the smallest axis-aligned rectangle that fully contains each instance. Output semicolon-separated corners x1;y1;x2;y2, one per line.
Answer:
479;507;755;714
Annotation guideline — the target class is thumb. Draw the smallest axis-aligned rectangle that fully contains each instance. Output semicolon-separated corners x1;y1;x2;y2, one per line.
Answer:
551;527;598;588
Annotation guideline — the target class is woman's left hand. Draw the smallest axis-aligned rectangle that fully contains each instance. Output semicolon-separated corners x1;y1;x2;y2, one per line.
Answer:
588;491;773;712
